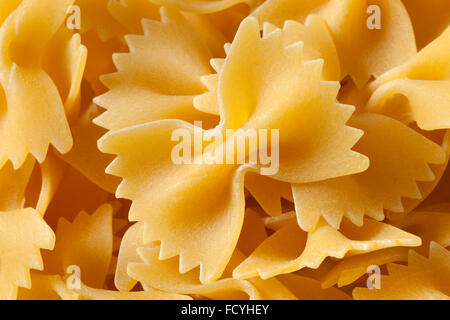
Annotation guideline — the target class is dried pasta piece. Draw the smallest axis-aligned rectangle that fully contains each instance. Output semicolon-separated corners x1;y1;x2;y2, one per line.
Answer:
0;208;55;300
252;0;417;87
94;7;218;132
401;0;450;49
217;17;368;182
195;14;341;116
129;246;264;300
233;218;420;279
323;209;450;288
149;0;261;14
99;17;368;284
44;204;113;288
367;28;450;130
0;0;86;169
277;274;351;300
99;120;249;283
353;242;450;300
292;113;446;231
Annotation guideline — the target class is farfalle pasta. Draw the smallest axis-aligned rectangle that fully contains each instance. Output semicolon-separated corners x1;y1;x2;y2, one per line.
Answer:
0;0;448;301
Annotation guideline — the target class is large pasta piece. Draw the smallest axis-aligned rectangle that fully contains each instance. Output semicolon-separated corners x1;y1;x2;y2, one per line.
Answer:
99;17;368;284
353;242;450;300
94;7;217;132
233;218;420;279
252;0;417;87
0;208;55;300
99;120;249;283
292;113;446;231
367;27;450;131
217;17;368;182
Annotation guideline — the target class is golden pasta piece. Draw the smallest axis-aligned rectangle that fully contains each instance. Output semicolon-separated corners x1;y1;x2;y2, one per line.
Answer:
353;242;450;300
233;218;420;279
0;0;86;169
218;18;368;182
195;14;340;116
94;7;217;132
253;0;417;87
292;113;446;231
0;208;55;300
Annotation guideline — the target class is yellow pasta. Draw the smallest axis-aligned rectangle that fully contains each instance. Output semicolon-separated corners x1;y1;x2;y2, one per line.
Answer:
0;0;448;301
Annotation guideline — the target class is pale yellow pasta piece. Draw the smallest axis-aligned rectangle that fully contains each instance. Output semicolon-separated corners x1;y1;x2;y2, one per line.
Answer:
94;7;218;132
0;0;86;169
292;113;446;231
233;218;420;279
353;242;450;300
252;0;417;87
99;17;369;284
218;18;368;182
0;208;55;300
99;120;249;283
401;0;450;49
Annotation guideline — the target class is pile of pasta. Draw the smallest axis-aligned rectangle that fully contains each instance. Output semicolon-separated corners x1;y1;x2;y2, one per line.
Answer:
0;0;449;300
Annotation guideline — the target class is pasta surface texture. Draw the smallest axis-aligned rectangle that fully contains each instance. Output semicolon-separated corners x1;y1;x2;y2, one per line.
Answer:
0;0;448;300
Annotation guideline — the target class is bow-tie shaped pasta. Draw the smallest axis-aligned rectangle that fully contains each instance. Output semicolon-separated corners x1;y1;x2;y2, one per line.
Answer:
98;17;369;283
0;0;86;170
